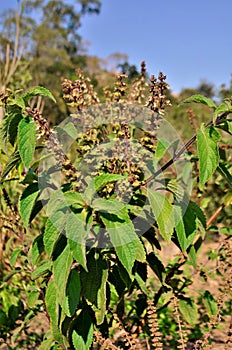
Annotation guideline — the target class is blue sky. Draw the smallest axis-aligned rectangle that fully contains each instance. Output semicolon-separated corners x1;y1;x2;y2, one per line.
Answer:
1;0;232;93
79;0;232;93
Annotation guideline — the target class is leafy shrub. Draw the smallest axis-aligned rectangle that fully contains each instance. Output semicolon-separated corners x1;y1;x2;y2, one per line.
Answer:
0;64;231;349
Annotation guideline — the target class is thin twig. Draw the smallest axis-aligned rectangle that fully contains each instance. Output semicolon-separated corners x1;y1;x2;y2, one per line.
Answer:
144;112;227;186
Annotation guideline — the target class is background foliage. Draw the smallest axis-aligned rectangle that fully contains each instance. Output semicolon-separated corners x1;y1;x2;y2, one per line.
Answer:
0;2;232;350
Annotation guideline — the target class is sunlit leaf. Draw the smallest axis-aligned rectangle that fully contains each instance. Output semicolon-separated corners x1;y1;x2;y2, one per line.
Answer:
18;116;37;167
66;211;88;270
100;209;141;275
84;174;126;203
202;291;217;316
148;189;174;242
45;280;64;343
23;86;56;103
80;251;108;324
31;261;52;280
53;244;73;307
0;150;21;182
29;233;44;265
64;269;81;317
72;312;93;350
197;125;220;185
181;94;216;109
19;183;40;227
179;298;198;326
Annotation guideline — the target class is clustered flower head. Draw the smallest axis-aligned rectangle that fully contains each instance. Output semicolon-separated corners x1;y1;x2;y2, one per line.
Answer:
62;69;99;110
128;61;148;104
113;73;128;102
146;72;171;115
28;64;172;196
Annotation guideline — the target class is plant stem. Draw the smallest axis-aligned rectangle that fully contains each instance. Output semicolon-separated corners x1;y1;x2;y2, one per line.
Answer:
206;205;224;228
144;112;227;186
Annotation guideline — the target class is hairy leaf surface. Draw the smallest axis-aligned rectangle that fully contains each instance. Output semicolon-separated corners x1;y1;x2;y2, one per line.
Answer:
23;86;56;103
100;209;145;275
179;298;198;326
45;280;64;343
148;189;174;242
72;312;93;350
64;269;81;317
80;251;108;324
197;125;220;185
182;94;216;109
18;116;37;167
19;183;40;227
53;244;73;307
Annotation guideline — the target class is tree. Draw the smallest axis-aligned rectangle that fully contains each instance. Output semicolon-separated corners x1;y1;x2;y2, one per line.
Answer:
0;0;101;122
117;61;140;81
197;79;215;99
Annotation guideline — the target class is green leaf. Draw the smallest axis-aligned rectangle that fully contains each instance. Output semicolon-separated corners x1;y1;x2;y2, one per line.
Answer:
44;220;60;258
146;252;165;282
216;119;232;135
174;206;187;251
56;121;77;139
27;291;40;308
188;245;197;269
8;96;26;109
53;244;73;308
174;203;198;252
31;261;52;280
92;198;125;213
23;86;56;103
10;249;22;266
8;112;23;148
0;117;9;152
226;119;232;133
3;268;22;282
181;94;216;109
224;191;232;206
154;138;170;160
189;201;206;229
38;337;54;350
148;189;174;242
214;101;232;121
134;273;149;295
184;205;197;248
66;211;88;269
80;251;108;325
179;298;198;326
29;233;44;265
197;125;220;185
63;191;85;207
72;332;86;350
84;174;126;203
100;209;143;275
43;207;68;258
0;150;21;182
202;291;217;316
64;269;81;317
0;112;23;152
46;189;70;217
19;183;40;227
134;237;146;263
219;227;232;235
72;312;93;350
18;116;37;167
69;240;87;271
45;280;64;344
217;163;232;188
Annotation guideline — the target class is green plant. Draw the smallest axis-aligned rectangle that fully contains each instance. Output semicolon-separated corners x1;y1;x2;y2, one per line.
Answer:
0;64;231;349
